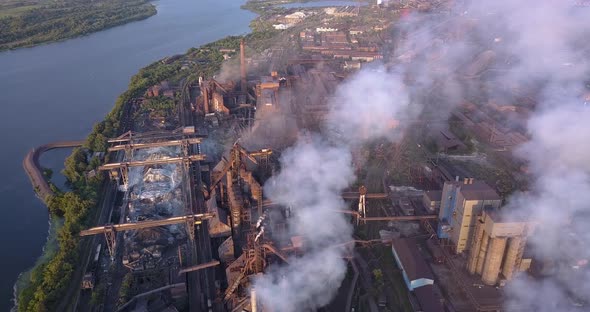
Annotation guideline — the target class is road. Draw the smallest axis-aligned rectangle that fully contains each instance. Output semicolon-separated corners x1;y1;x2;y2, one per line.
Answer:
22;140;85;200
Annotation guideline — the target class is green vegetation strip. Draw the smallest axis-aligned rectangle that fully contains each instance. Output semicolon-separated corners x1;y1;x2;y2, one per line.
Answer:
0;0;156;51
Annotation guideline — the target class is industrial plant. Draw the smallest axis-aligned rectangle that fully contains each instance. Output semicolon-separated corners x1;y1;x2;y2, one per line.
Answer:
23;0;590;312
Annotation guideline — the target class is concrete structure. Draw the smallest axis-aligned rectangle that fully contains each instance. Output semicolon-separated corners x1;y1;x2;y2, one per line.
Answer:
23;140;85;200
391;239;435;291
466;209;531;285
422;190;442;213
438;179;501;253
240;39;247;93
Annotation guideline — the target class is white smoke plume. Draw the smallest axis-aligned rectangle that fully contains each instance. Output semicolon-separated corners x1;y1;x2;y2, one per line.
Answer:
458;1;590;310
325;68;413;142
255;66;417;310
257;138;354;311
216;57;241;82
253;0;590;310
504;102;590;310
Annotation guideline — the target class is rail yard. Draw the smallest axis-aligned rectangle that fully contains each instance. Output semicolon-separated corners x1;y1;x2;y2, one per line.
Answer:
21;0;590;311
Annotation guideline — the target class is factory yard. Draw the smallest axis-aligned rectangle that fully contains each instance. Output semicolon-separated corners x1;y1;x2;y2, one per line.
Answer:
26;0;590;311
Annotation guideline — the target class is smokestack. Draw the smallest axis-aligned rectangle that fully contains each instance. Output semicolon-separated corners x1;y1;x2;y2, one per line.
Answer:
240;38;247;94
251;287;258;312
203;85;209;114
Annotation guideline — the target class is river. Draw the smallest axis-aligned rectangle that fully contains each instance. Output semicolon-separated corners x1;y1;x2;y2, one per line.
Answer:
0;0;254;309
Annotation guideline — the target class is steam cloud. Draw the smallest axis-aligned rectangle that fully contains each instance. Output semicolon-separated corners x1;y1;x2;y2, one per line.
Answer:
464;1;590;310
253;0;590;310
255;68;415;309
257;139;354;311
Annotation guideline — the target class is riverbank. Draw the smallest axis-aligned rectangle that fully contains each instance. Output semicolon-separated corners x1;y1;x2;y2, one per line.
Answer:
0;0;156;51
12;217;63;312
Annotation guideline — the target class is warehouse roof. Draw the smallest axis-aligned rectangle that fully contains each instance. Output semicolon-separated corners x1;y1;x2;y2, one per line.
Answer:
391;238;434;282
424;190;442;202
414;285;445;312
460;180;500;201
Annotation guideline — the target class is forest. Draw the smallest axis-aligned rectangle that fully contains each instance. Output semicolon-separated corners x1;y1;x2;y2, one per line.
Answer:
0;0;156;50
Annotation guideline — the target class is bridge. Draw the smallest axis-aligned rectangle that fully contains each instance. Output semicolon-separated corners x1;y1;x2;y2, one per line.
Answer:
23;140;85;200
80;213;214;236
80;213;214;257
107;138;202;152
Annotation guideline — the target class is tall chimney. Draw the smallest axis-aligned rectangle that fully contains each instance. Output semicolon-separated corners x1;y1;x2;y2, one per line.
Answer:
250;288;258;312
240;38;247;93
202;86;209;114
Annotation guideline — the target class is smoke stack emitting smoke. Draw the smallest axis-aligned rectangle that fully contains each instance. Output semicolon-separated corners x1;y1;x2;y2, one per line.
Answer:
252;0;590;310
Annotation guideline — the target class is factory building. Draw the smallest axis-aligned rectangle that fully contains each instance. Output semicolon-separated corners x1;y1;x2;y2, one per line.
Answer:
437;179;502;253
391;239;444;312
466;208;532;285
392;239;435;290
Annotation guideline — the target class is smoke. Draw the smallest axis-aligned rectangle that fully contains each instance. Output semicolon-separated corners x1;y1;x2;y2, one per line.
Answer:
252;0;590;310
458;1;590;310
423;0;590;310
216;57;241;82
240;109;299;151
257;138;354;311
325;68;413;142
504;102;590;311
255;66;417;309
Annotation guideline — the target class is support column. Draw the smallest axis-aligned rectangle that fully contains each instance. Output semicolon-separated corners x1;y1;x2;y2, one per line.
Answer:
251;288;258;312
120;165;129;187
105;227;116;260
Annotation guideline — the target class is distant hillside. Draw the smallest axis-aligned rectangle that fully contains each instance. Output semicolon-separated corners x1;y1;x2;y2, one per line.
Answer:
0;0;156;51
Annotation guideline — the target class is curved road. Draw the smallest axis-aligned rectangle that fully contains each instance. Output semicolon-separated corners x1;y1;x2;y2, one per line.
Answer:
23;140;85;200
